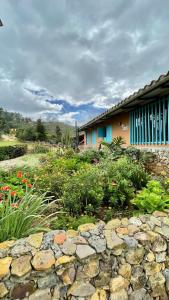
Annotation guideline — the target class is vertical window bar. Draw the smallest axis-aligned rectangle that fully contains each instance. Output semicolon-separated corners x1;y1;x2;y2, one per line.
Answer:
155;101;158;144
145;105;147;144
151;103;154;144
136;110;138;144
142;106;144;144
139;108;141;144
163;98;166;144
148;104;150;143
159;99;162;144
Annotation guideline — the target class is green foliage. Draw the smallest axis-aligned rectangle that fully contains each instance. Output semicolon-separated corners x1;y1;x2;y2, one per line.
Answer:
78;149;105;164
131;180;169;213
0;189;56;242
101;136;125;151
31;143;50;154
100;156;149;206
52;214;96;230
16;126;37;141
0;144;27;161
36;119;47;141
55;125;62;143
62;165;104;216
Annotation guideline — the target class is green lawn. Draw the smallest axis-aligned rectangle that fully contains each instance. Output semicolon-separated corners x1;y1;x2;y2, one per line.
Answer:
0;153;44;170
0;140;23;146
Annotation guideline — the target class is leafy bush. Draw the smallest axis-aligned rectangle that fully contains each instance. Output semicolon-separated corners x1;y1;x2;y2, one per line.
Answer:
0;188;56;242
0;144;27;161
62;165;104;216
31;143;50;154
100;156;149;206
52;214;96;230
78;149;104;164
131;180;169;213
35;156;90;198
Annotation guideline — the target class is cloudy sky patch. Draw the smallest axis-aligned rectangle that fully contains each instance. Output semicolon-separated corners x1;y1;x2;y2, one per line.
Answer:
0;0;169;125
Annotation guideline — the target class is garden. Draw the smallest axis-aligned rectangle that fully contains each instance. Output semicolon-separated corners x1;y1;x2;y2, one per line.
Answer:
0;140;169;243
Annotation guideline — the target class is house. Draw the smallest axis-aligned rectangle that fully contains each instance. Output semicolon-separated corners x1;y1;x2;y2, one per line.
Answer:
79;72;169;149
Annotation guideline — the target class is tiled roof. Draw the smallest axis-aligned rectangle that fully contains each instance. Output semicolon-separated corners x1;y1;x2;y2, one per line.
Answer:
79;71;169;130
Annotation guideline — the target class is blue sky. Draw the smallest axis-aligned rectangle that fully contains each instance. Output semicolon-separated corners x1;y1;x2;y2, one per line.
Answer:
1;0;169;125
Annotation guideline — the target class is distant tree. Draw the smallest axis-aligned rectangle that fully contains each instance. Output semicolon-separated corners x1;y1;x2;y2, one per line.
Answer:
62;129;72;147
16;127;37;141
55;125;62;143
36;119;46;141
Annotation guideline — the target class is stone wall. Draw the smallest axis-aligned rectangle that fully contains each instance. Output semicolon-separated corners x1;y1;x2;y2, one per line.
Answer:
137;147;169;177
1;211;169;299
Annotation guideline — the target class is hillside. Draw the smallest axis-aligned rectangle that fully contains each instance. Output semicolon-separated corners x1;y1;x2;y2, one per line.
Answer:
0;107;74;137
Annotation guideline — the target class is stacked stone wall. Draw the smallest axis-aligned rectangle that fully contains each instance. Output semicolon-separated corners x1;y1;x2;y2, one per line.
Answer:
1;211;169;299
138;147;169;177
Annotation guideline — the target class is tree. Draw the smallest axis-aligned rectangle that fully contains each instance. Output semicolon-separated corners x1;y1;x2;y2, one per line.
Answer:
55;125;62;143
36;119;46;141
17;127;37;141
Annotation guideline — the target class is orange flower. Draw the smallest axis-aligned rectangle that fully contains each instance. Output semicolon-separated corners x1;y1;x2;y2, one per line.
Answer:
1;186;10;191
27;184;33;188
21;179;28;183
17;171;22;178
11;191;17;196
11;203;19;208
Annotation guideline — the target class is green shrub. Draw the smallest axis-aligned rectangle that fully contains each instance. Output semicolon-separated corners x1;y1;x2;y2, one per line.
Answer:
0;188;56;242
100;156;149;206
62;165;104;216
51;214;96;230
35;156;90;198
78;149;104;163
0;144;27;161
131;180;169;213
31;143;50;154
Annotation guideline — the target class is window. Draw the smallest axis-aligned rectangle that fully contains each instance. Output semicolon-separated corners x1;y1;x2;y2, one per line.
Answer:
130;96;169;145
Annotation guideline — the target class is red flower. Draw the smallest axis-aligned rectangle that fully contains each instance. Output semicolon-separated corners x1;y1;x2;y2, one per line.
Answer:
11;191;17;196
21;179;28;183
27;184;33;188
11;203;19;208
1;186;10;191
17;171;22;178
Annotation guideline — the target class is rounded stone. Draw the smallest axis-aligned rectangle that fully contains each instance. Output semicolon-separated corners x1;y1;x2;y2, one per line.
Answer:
68;281;95;297
61;240;76;255
0;256;12;278
0;282;8;298
32;250;55;270
11;255;32;277
109;276;129;293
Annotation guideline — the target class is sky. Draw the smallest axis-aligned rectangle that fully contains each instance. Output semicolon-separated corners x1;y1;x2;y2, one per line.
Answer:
0;0;169;125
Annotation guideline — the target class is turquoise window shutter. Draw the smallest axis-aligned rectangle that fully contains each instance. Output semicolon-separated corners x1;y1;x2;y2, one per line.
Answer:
104;125;112;142
92;130;97;145
86;132;91;145
98;127;104;137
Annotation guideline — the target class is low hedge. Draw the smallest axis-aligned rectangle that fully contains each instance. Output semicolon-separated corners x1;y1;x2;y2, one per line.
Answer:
0;144;27;161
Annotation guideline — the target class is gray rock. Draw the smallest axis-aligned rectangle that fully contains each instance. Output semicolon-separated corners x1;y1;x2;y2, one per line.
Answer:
155;251;166;262
68;282;95;297
122;236;138;248
29;288;51;300
37;273;58;289
61;241;76;255
88;235;106;253
76;244;96;259
152;237;167;252
41;230;65;250
129;217;142;226
129;288;146;300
